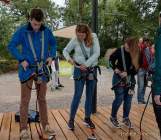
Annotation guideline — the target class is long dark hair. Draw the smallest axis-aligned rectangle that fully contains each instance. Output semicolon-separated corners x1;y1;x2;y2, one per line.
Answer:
125;37;140;70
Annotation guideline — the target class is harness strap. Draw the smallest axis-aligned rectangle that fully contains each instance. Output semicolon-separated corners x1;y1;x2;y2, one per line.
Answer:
27;31;45;62
121;47;131;83
79;41;93;60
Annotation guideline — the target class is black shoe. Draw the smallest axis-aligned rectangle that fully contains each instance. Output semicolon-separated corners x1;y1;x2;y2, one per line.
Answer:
55;86;60;90
58;84;64;87
68;119;75;131
83;118;95;129
122;118;133;128
110;117;121;128
138;101;146;104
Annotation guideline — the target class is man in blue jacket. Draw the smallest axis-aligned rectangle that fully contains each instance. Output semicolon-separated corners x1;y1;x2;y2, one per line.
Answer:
153;12;161;137
8;8;56;140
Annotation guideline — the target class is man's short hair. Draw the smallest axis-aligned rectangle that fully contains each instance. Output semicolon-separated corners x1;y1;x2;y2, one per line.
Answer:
30;8;44;22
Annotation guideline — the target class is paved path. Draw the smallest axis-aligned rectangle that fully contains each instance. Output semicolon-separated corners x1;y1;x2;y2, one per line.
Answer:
0;67;151;112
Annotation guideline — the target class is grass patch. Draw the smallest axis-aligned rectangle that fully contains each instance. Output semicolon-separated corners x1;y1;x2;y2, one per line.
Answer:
98;57;108;67
0;59;72;76
59;59;108;77
0;60;18;75
59;60;73;77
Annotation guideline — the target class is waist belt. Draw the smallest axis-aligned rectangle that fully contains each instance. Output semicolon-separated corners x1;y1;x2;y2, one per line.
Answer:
118;82;126;87
74;61;101;74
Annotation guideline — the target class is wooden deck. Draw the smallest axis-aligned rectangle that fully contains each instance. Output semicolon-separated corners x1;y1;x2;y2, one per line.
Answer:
0;104;160;140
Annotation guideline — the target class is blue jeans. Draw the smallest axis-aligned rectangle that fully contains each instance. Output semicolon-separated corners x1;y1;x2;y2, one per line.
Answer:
137;68;147;102
111;74;133;119
70;67;97;120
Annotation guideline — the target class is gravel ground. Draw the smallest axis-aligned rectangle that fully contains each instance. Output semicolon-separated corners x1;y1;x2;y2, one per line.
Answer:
0;67;151;112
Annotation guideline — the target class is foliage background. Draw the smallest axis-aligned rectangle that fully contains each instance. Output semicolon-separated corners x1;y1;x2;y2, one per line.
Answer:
0;0;160;71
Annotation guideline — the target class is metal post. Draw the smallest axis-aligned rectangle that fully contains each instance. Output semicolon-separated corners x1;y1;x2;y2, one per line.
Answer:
92;0;98;34
91;0;98;114
79;0;83;22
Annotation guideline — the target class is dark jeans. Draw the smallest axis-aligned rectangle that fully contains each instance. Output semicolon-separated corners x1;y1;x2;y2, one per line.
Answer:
152;94;161;137
111;74;133;119
69;67;97;120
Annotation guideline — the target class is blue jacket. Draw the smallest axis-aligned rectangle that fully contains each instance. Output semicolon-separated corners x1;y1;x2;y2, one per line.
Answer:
8;23;57;82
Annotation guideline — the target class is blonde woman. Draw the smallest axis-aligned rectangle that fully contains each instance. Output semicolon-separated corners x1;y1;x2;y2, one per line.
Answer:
63;23;100;130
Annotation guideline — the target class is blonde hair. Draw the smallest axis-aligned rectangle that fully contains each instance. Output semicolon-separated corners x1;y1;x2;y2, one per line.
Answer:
125;37;140;70
76;23;93;47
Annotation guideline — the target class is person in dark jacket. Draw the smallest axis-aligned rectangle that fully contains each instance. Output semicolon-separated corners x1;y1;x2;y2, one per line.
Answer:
8;8;56;140
152;12;161;137
109;37;139;128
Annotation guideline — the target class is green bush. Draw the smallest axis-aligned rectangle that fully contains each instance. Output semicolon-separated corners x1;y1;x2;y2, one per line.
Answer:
98;57;108;67
0;60;18;74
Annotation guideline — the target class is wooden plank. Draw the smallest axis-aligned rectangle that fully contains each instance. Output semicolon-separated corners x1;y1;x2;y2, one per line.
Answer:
27;123;32;140
48;110;66;140
129;106;160;140
51;110;78;140
10;112;20;140
132;104;157;123
0;112;11;140
123;105;159;140
0;113;3;130
30;122;40;140
130;106;158;130
94;107;125;140
59;109;87;140
0;106;160;140
80;108;124;140
102;106;153;140
100;107;141;140
97;107;131;140
102;106;157;140
34;120;52;140
30;111;66;140
77;108;112;140
66;109;101;140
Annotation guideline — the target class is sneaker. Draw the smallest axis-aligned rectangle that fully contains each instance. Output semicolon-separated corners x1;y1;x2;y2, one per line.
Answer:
58;84;64;87
122;118;133;128
68;119;75;130
83;118;95;129
55;86;61;90
44;125;56;136
20;129;31;140
110;117;121;128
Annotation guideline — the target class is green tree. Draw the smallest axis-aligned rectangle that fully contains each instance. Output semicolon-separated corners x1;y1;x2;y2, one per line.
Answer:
0;4;15;59
0;0;61;59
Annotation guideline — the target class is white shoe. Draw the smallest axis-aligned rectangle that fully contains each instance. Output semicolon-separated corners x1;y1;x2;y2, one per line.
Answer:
20;129;31;140
44;125;56;136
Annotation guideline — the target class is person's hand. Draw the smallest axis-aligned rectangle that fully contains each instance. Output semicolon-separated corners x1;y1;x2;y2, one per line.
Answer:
68;59;74;65
154;95;161;105
79;64;87;71
114;68;121;74
120;72;127;78
21;60;29;71
46;57;53;66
